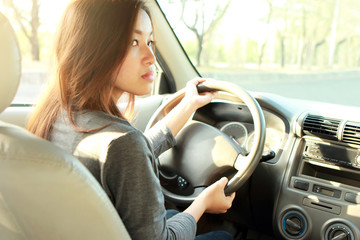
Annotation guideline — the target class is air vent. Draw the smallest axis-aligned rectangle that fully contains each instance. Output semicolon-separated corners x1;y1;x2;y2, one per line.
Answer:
343;121;360;146
303;114;340;140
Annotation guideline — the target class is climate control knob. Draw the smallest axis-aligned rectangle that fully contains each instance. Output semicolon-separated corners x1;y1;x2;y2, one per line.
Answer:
325;223;354;240
285;216;303;235
281;211;307;239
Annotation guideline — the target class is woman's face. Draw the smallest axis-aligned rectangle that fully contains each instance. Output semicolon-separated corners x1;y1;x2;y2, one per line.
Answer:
113;9;155;99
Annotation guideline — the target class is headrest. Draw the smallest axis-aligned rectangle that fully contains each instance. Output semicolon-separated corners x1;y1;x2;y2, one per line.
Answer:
0;12;21;113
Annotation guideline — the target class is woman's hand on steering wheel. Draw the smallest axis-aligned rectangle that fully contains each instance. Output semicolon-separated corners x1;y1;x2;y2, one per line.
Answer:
184;177;236;222
199;177;236;214
182;78;217;112
163;78;217;137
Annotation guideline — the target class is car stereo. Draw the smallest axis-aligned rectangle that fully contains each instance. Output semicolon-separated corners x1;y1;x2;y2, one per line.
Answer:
303;140;360;169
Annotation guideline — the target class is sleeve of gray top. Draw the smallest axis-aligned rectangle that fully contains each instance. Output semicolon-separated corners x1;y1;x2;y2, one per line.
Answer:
102;130;196;240
144;122;176;158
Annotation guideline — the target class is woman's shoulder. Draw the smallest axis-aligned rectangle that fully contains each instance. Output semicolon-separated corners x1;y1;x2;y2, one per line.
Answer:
52;110;149;154
82;111;148;146
78;110;134;132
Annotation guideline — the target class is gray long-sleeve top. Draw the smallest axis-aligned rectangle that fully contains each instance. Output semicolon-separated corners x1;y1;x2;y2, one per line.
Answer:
49;110;196;240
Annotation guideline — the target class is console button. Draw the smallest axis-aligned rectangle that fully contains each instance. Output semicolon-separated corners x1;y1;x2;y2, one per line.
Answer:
344;192;360;204
294;180;309;191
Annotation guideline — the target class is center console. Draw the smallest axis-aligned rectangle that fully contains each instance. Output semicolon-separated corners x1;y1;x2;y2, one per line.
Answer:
275;137;360;240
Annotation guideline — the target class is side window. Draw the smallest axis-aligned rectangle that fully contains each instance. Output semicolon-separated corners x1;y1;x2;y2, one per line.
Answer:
1;1;68;105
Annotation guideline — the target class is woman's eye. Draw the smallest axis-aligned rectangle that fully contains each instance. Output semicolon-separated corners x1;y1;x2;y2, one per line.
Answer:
132;39;139;46
148;40;155;47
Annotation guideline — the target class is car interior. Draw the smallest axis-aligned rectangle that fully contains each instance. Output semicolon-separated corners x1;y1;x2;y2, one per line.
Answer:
1;0;360;240
0;11;131;240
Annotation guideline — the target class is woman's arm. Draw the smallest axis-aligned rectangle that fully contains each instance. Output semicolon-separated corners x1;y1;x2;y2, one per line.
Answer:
104;130;197;239
163;78;217;137
149;78;235;222
144;78;215;156
144;123;176;158
161;78;236;221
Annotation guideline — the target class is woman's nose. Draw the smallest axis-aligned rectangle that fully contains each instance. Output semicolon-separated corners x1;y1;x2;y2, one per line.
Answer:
144;46;156;66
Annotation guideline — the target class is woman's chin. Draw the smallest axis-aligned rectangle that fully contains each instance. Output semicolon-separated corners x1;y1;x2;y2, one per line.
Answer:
136;87;153;97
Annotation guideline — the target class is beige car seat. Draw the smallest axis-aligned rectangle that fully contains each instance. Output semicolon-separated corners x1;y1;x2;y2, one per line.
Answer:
0;12;130;240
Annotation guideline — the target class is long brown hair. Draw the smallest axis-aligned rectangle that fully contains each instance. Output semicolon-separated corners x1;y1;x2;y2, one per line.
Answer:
27;0;150;139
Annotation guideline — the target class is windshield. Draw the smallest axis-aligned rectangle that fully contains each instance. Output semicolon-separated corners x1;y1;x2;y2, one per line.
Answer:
157;0;360;107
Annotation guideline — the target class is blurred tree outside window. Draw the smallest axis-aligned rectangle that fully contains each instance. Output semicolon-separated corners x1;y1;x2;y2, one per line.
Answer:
159;0;360;107
3;0;360;106
1;0;70;104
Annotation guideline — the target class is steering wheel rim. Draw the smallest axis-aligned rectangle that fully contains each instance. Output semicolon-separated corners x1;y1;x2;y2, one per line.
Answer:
146;80;266;204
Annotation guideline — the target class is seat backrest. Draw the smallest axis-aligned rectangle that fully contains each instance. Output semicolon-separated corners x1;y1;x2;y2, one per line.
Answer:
0;12;130;240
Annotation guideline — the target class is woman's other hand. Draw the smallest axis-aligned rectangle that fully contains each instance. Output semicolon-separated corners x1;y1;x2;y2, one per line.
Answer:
198;177;236;214
184;177;236;222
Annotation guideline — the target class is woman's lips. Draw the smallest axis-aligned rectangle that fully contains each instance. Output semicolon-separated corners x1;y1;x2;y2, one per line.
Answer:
141;71;154;82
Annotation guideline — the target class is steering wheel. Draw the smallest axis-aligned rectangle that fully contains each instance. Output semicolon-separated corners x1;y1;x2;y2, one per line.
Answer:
146;80;266;205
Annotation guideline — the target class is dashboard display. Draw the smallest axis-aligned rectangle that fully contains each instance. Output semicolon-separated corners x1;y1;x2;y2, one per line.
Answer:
220;122;248;147
320;188;334;196
247;128;282;153
219;121;283;154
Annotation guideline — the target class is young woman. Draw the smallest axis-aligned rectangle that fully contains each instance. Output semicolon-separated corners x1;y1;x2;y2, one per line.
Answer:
27;0;235;239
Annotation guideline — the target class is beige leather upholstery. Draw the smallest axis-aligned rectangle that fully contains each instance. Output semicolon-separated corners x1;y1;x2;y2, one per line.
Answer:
0;12;130;240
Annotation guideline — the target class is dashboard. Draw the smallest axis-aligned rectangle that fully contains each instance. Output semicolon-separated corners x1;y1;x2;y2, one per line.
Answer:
192;99;360;240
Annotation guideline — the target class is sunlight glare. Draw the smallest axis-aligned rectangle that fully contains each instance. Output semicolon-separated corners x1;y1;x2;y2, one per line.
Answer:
346;205;360;218
211;135;238;167
40;0;71;34
307;195;320;202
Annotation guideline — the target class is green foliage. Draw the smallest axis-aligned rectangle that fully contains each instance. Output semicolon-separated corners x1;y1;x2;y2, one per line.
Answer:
182;40;198;64
200;33;228;66
168;0;360;71
245;40;258;64
5;0;360;71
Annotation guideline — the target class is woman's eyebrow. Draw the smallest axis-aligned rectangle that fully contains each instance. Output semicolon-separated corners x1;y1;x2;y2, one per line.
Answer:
134;29;153;37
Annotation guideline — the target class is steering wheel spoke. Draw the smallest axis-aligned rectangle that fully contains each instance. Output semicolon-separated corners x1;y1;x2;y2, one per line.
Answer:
233;154;249;171
159;120;240;187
